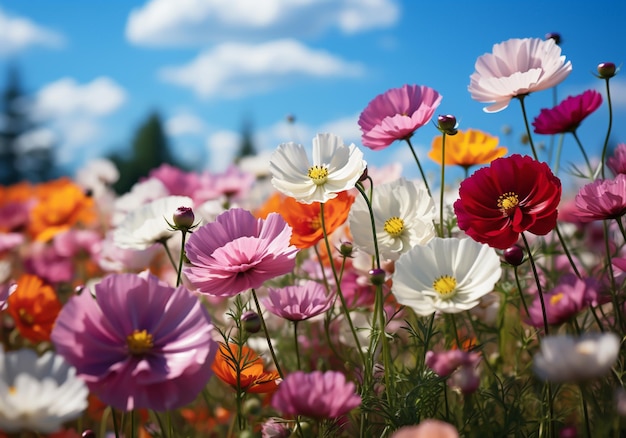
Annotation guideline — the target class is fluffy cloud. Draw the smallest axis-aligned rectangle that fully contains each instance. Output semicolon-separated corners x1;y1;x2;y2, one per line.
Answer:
0;6;65;56
33;77;127;119
126;0;399;46
165;111;207;136
160;39;364;99
205;130;241;171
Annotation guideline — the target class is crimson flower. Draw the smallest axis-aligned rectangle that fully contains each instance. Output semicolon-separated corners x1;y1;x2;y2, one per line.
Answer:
358;84;442;150
532;90;603;135
454;154;561;249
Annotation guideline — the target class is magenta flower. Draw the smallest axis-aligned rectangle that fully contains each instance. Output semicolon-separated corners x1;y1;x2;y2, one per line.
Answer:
271;371;361;419
527;274;599;327
184;208;298;297
607;143;626;176
50;272;217;411
532;90;602;135
358;84;442;150
263;281;333;321
575;174;626;222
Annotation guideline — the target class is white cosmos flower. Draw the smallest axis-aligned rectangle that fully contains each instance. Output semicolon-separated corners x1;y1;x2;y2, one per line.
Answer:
0;348;88;433
469;37;572;113
113;195;193;250
533;333;620;383
349;178;435;261
392;237;502;316
270;132;366;204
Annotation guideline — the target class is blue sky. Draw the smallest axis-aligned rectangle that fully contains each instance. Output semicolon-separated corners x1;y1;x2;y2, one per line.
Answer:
0;0;625;186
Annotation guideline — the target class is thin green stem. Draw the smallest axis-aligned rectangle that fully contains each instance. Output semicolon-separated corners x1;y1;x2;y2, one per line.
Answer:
439;133;447;237
554;224;581;278
553;134;565;176
160;239;177;272
571;130;594;178
176;231;188;287
354;184;381;269
600;77;614;179
293;321;301;370
251;289;284;378
404;136;432;198
111;407;121;438
517;95;540;161
319;203;367;368
521;233;549;335
513;266;531;319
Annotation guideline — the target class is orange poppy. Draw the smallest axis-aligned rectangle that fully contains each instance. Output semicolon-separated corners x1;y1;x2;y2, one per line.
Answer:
28;178;96;242
7;274;62;343
429;129;507;168
211;343;280;394
257;191;354;249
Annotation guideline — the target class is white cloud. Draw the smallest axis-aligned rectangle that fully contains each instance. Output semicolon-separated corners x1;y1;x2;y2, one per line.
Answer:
33;77;127;119
0;6;65;56
126;0;399;46
160;39;364;99
165;111;207;136
205;130;241;171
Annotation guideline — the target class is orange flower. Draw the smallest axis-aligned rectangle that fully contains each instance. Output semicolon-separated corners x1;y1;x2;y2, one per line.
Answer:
258;191;354;249
28;178;96;242
429;129;507;168
8;274;62;343
211;343;280;394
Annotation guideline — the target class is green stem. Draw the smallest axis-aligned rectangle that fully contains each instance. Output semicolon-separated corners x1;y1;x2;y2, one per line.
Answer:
517;95;540;161
513;266;531;319
354;184;381;269
293;321;301;370
251;289;284;378
319;203;367;368
571;130;594;178
175;231;188;287
160;239;177;272
521;233;550;335
439;133;447;237
405;136;432;198
553;134;565;176
554;224;581;278
600;77;614;179
111;407;121;438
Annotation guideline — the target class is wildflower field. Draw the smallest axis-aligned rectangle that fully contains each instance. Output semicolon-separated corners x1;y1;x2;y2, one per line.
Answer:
1;35;625;438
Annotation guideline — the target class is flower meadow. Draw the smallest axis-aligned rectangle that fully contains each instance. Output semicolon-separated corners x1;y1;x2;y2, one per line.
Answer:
1;35;626;438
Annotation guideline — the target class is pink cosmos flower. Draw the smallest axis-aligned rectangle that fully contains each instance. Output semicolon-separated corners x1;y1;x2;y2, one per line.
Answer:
390;420;459;438
0;233;24;252
184;208;298;297
25;242;74;284
527;274;599;327
358;84;442;150
51;272;217;411
149;163;200;197
532;90;602;135
469;38;572;113
607;143;626;176
575;174;626;222
263;281;333;321
425;349;482;394
271;370;361;419
53;229;101;259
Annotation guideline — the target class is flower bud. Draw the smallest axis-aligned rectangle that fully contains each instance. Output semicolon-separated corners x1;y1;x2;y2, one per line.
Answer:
369;268;386;286
559;425;578;438
262;418;291;438
82;430;96;438
437;114;458;135
597;62;617;79
339;241;354;257
173;206;195;230
241;310;262;333
545;32;562;45
358;166;369;182
503;245;525;266
243;397;262;416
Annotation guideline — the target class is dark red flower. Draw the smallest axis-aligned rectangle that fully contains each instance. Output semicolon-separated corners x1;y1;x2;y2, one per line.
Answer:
453;154;561;249
532;90;602;135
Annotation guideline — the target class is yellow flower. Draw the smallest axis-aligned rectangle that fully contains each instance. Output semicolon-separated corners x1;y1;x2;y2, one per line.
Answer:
429;129;507;168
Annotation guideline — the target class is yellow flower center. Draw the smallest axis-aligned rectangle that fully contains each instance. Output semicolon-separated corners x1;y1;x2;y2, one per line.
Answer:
127;329;154;355
550;292;564;306
307;165;329;185
384;216;405;237
497;192;519;216
433;275;457;299
18;308;34;326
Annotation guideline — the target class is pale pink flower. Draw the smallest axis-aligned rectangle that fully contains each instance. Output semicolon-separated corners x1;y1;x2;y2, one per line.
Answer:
575;174;626;222
271;370;361;419
358;84;442;150
426;349;481;394
469;38;572;113
184;208;298;297
607;144;626;176
263;281;333;321
390;420;459;438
